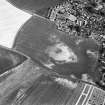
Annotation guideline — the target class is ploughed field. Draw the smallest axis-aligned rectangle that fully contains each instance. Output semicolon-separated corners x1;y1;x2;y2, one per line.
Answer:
13;16;100;83
7;0;105;87
0;0;105;104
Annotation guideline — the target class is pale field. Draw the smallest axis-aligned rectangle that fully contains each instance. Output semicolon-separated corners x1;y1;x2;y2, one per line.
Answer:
0;0;31;48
